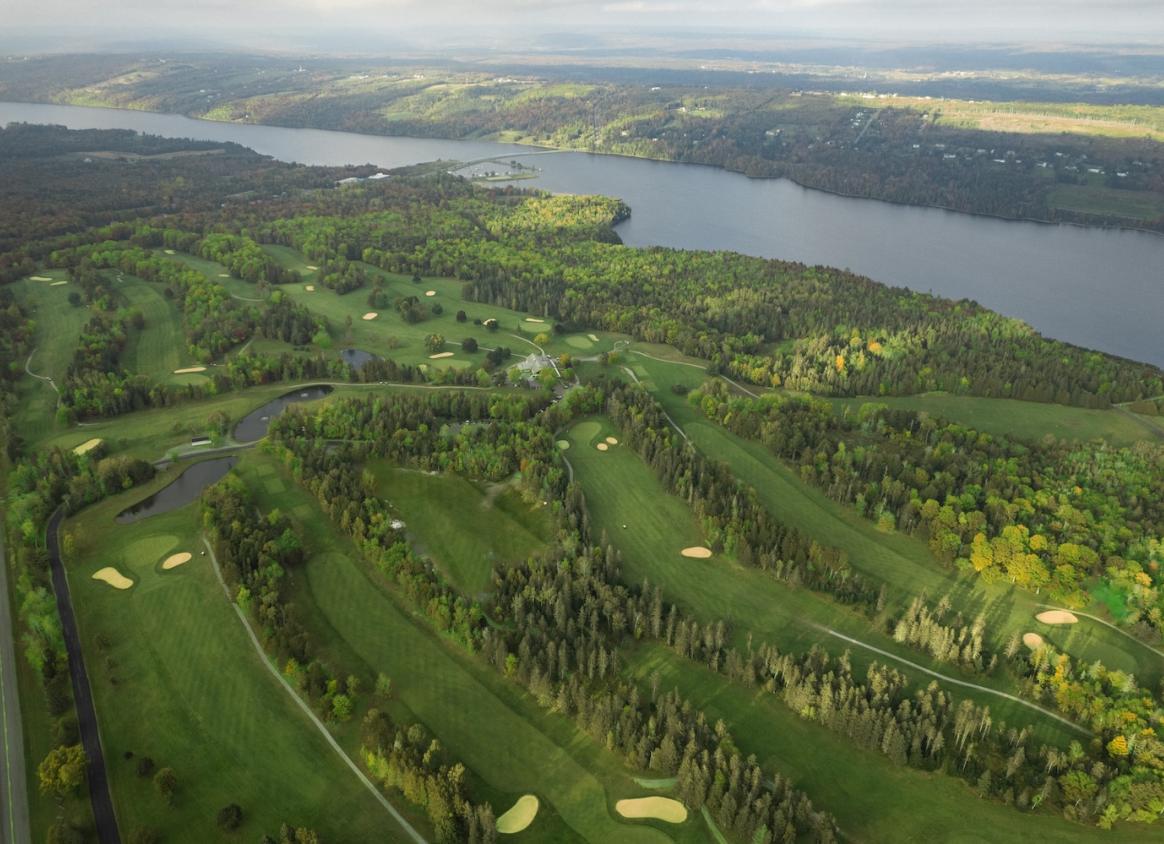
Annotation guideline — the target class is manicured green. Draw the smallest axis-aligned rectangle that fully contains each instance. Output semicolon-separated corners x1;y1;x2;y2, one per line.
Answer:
829;391;1162;447
233;451;675;844
370;463;553;594
62;468;398;843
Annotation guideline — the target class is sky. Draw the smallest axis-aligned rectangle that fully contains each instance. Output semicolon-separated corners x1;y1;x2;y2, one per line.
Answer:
4;0;1163;48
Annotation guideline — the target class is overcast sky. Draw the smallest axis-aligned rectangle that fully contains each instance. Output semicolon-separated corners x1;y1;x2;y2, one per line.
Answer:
4;0;1163;47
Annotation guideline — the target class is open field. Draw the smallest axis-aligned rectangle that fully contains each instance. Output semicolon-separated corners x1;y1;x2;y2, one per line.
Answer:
1048;183;1164;221
61;467;400;842
370;463;553;595
119;277;188;382
829;391;1163;447
234;452;689;844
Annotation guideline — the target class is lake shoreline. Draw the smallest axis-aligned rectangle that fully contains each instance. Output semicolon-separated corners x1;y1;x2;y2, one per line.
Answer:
11;97;1162;238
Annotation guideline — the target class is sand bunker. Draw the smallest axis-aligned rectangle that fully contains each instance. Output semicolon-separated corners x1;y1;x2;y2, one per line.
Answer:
425;290;437;297
50;280;68;286
217;273;230;278
304;284;315;292
429;352;455;359
29;275;53;281
1023;632;1045;650
72;438;103;456
615;797;687;824
556;440;570;450
497;795;539;834
1036;610;1078;625
605;436;619;445
588;334;600;342
163;249;176;254
525;317;544;323
362;312;379;321
161;552;192;570
681;546;713;559
306;265;318;270
173;366;207;374
92;567;133;590
596;442;609;451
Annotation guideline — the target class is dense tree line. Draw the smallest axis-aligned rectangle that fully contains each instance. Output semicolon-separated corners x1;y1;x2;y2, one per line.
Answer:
691;380;1164;627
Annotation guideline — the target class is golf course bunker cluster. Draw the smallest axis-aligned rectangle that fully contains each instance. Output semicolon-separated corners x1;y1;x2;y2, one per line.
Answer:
161;551;193;570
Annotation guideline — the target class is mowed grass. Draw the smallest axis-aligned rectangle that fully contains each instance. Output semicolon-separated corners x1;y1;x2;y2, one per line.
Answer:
119;276;187;381
370;463;554;595
621;350;1161;685
566;417;1107;746
830;392;1162;447
62;469;398;843
233;451;678;844
11;272;88;437
627;643;1164;844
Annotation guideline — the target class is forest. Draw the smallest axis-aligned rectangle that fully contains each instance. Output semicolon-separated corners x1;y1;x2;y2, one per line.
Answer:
5;54;1164;229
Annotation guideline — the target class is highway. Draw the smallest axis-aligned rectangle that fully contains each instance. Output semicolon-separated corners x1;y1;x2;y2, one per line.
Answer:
0;526;32;844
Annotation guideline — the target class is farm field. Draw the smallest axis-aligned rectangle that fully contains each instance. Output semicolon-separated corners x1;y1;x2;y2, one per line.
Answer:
60;465;403;843
369;462;554;595
233;451;695;844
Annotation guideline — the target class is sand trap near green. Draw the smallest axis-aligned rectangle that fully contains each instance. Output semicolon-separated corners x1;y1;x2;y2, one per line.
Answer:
1036;610;1078;625
596;442;609;451
217;273;231;278
556;440;570;450
1023;632;1045;649
173;366;207;374
73;438;103;455
525;317;544;323
29;275;53;281
605;436;619;445
497;794;540;834
615;797;687;823
162;552;193;570
429;352;455;359
50;280;68;286
164;249;176;254
425;290;437;297
92;567;133;590
306;265;318;270
588;334;600;342
681;546;712;559
304;284;315;292
362;312;379;320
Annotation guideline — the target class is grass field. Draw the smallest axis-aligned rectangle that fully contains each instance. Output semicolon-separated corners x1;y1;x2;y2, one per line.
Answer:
11;272;88;437
119;276;188;382
627;644;1164;844
565;416;1164;840
566;417;1147;740
830;391;1162;447
62;466;402;843
369;463;553;595
1048;183;1164;221
230;452;708;844
616;349;1161;684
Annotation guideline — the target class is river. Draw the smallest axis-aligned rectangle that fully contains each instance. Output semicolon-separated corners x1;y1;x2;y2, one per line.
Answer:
2;101;1161;366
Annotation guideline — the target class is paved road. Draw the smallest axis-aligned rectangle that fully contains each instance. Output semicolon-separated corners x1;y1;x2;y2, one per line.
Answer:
45;511;121;844
0;527;32;844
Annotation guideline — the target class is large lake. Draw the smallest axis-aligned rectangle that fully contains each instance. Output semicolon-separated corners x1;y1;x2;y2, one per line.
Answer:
2;101;1161;366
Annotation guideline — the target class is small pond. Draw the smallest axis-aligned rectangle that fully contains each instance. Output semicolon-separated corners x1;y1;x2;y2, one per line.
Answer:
116;457;238;524
232;385;334;442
